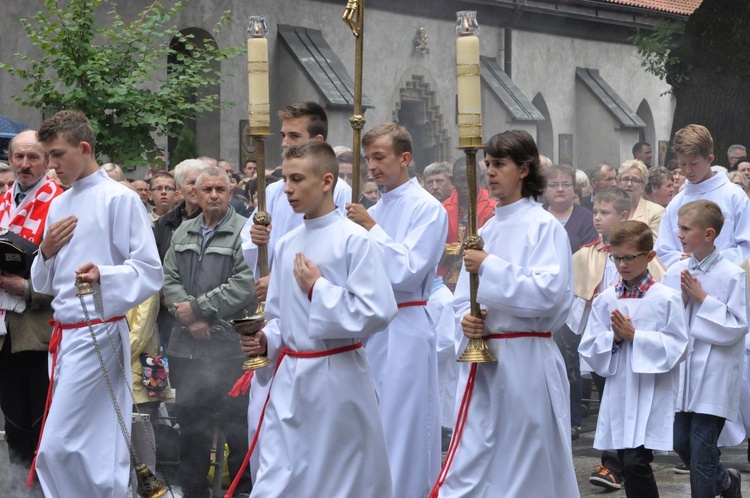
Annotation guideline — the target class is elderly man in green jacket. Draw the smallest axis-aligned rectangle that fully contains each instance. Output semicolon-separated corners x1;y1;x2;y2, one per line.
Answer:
163;165;257;498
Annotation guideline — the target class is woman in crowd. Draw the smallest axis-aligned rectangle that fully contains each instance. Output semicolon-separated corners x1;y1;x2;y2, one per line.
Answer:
644;166;675;208
618;159;663;239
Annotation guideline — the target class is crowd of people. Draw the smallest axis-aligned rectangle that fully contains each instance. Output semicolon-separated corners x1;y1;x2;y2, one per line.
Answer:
2;103;750;498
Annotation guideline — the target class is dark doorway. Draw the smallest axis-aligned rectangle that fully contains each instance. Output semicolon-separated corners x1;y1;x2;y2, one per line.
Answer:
392;74;450;174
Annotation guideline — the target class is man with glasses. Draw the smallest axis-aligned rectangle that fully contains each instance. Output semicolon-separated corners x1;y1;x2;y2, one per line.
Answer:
727;144;747;169
148;172;177;226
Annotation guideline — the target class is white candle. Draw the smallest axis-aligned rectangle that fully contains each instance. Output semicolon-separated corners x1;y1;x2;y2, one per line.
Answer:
248;37;270;135
456;35;481;147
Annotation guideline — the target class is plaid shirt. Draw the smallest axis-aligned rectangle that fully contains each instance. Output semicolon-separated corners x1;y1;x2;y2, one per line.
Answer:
615;271;656;299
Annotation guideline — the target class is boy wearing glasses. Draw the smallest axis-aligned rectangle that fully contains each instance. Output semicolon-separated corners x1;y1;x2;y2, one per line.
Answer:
656;124;750;267
148;171;176;226
569;188;668;489
579;220;688;498
662;200;747;498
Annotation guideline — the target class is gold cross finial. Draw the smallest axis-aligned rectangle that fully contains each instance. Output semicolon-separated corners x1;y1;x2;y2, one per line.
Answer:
342;0;361;37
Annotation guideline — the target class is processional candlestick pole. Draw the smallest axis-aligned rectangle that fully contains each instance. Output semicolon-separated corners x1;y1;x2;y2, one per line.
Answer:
343;0;365;203
456;11;496;363
238;15;272;371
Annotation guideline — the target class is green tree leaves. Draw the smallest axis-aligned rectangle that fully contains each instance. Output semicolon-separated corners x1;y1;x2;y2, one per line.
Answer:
0;0;242;167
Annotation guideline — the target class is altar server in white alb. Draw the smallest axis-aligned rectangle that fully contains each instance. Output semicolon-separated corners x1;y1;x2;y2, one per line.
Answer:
241;101;351;301
655;124;750;268
238;101;350;479
29;110;163;498
347;122;448;498
237;140;396;497
430;130;578;498
662;200;748;497
579;220;688;498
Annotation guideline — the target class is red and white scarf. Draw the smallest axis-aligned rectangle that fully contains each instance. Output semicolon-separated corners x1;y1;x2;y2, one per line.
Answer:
0;177;62;245
0;177;62;333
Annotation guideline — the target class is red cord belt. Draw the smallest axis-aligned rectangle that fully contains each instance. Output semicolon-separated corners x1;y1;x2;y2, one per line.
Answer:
398;300;427;308
225;341;363;497
429;332;552;498
27;316;126;488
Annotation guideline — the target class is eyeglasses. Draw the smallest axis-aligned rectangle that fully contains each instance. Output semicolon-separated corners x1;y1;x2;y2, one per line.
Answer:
620;177;643;184
547;182;573;189
609;252;649;264
151;186;175;192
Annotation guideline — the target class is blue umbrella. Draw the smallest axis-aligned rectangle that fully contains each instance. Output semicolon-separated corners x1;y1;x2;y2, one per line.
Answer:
0;115;28;134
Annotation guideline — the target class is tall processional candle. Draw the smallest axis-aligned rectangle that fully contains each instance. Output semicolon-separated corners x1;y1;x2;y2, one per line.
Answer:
456;11;482;148
455;11;494;364
247;16;270;135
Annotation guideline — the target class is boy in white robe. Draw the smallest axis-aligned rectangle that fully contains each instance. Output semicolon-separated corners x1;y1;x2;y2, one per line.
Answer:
347;123;448;498
568;187;665;490
430;130;578;498
656;124;750;268
241;101;351;301
662;200;748;497
30;110;163;498
236;140;397;498
579;220;688;498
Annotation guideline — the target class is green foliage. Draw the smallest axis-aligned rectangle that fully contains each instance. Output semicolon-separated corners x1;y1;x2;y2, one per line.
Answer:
629;19;687;88
0;0;242;165
171;123;198;166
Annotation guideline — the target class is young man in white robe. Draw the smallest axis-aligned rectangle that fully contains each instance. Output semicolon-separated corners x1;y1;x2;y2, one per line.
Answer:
236;140;396;497
347;122;448;498
241;101;351;302
656;124;750;268
238;101;351;480
430;130;578;498
29;110;163;498
579;220;688;498
662;200;748;497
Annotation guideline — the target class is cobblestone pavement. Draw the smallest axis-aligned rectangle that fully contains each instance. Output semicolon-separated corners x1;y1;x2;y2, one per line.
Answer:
4;411;750;497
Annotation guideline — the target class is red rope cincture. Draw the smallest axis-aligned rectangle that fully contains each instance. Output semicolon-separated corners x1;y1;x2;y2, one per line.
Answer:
397;300;427;308
27;316;125;488
224;341;363;498
428;331;552;497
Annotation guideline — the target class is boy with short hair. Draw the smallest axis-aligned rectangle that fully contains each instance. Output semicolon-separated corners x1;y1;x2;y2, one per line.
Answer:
662;200;748;498
236;140;397;497
30;110;163;497
242;101;351;301
656;124;750;267
569;188;667;490
347;123;447;497
579;220;688;498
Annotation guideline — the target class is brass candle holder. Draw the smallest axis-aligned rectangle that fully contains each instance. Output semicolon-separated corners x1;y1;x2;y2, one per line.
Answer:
455;12;495;363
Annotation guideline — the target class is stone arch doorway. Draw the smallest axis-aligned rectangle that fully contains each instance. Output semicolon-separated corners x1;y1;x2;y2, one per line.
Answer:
636;99;655;148
389;67;451;173
167;28;221;163
532;93;554;160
